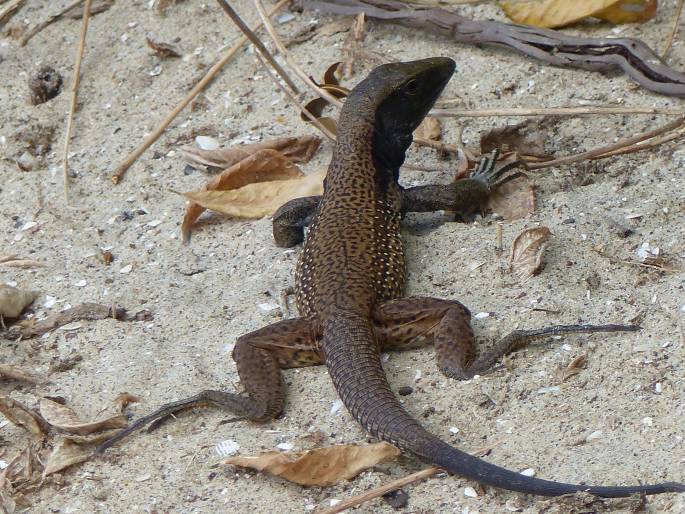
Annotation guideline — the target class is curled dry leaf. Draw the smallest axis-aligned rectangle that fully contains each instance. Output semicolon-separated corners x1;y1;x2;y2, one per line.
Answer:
181;148;319;241
225;441;400;486
0;365;44;384
500;0;656;28
185;169;325;220
180;135;321;170
561;353;589;382
486;174;535;220
146;37;181;58
509;227;552;280
480;119;551;159
0;397;47;440
301;62;349;135
414;116;442;141
0;445;42;510
0;285;38;318
42;440;91;476
39;394;137;436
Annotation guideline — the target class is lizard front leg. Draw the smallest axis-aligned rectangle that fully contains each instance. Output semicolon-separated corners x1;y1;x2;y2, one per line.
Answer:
96;317;322;453
401;151;522;217
272;195;321;247
374;296;638;380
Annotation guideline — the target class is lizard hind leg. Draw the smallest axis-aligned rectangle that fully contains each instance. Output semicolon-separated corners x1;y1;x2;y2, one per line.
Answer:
96;317;322;453
374;296;639;380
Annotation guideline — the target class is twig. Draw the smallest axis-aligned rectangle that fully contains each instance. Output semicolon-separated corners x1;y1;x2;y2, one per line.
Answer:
319;467;442;514
215;0;299;94
662;0;685;59
0;0;25;24
299;0;685;98
62;0;91;204
592;248;681;273
253;0;344;108
110;0;290;184
254;51;337;141
432;106;685;118
527;117;685;170
20;0;85;47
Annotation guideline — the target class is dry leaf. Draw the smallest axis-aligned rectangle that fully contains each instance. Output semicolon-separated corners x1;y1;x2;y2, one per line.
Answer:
42;440;91;476
561;353;588;382
509;227;552;280
486;174;535;219
146;37;181;58
181;148;311;241
302;63;349;133
318;19;351;37
0;365;43;385
185;169;325;219
0;445;42;509
414;116;442;141
224;442;400;486
0;397;47;440
0;285;38;318
39;396;132;436
500;0;656;28
180;135;321;170
480;120;550;158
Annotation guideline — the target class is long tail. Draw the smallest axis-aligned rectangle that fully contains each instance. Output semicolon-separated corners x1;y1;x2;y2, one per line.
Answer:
323;311;684;497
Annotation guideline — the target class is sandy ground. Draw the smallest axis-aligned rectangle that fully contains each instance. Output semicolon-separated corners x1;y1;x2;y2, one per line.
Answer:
1;1;684;513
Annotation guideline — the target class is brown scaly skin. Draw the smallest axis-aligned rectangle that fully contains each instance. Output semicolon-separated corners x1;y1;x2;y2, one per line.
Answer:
97;58;684;498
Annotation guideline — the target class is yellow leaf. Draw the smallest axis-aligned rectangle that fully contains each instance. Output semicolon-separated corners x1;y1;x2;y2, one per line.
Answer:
595;0;657;24
499;0;655;28
225;442;400;486
185;170;326;219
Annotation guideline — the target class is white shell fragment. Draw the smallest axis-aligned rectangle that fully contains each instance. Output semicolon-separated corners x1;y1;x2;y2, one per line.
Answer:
215;439;240;457
74;279;87;288
585;430;603;442
520;468;535;476
119;264;133;274
276;442;293;451
474;312;490;319
330;399;343;414
195;135;220;150
463;486;478;498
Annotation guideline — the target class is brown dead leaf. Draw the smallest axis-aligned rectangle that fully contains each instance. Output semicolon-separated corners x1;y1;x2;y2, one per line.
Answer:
0;397;47;440
224;442;400;486
146;37;181;58
42;440;91;476
0;285;38;318
0;365;44;385
39;397;131;436
184;169;325;220
180;135;321;170
480;120;550;158
509;227;552;280
500;0;656;28
0;445;42;508
486;174;535;219
561;353;588;382
318;19;351;37
302;63;349;134
414;117;442;141
181;149;311;241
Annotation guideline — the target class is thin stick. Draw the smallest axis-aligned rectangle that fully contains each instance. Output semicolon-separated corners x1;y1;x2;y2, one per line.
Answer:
215;0;299;94
432;105;685;118
0;0;25;24
253;0;343;108
20;0;85;47
320;467;442;514
662;0;685;59
110;0;289;184
590;125;685;159
62;0;92;204
254;51;337;141
527;116;685;170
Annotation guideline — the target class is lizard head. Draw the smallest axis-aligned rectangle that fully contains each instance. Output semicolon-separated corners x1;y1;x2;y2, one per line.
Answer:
359;57;456;173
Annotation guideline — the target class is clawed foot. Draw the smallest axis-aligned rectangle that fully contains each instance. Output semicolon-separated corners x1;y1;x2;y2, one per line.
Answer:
472;149;526;189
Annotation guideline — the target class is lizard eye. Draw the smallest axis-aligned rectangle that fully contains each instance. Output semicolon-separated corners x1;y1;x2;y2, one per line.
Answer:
404;79;419;96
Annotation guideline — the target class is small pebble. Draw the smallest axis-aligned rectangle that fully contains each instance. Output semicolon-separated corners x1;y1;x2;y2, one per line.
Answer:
119;264;133;274
474;312;490;319
330;399;343;414
147;219;162;228
276;442;293;451
74;279;87;288
398;386;413;396
329;499;341;507
642;417;653;426
520;468;535;477
585;430;603;442
449;427;459;434
20;221;38;231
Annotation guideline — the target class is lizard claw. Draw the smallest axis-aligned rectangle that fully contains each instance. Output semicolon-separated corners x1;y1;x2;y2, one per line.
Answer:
472;149;526;189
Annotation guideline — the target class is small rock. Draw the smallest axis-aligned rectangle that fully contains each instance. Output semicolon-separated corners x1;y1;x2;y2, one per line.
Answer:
398;386;413;396
382;489;409;509
119;264;133;274
28;66;63;105
74;279;87;288
520;468;535;476
215;439;240;457
464;486;478;498
276;442;293;451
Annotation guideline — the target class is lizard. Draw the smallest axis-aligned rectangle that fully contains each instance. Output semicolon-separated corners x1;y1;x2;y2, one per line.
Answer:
98;57;684;498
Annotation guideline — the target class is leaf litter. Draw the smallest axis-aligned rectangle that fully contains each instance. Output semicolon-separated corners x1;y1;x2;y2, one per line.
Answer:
224;441;400;486
509;227;552;280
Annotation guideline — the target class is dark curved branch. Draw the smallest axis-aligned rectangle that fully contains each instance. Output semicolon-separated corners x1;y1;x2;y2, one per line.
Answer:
298;0;685;97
